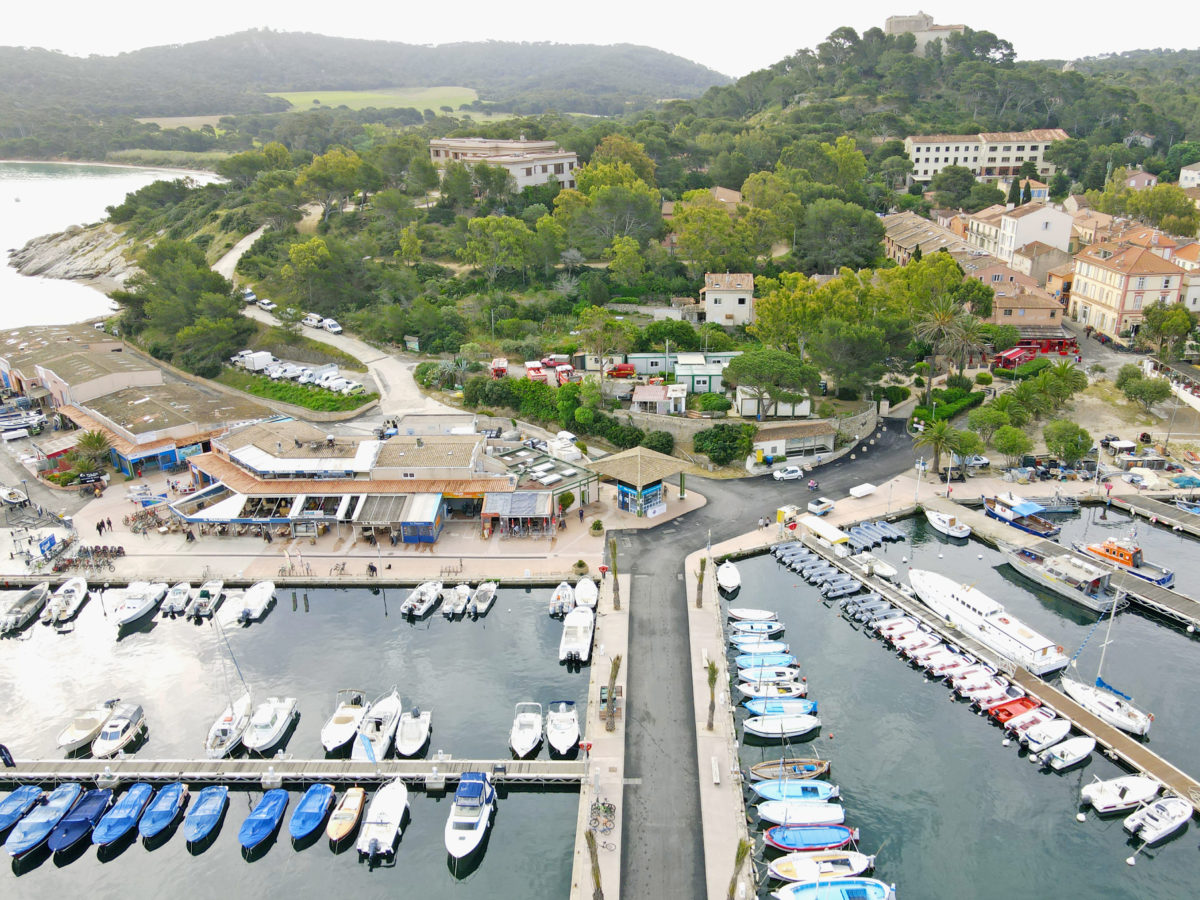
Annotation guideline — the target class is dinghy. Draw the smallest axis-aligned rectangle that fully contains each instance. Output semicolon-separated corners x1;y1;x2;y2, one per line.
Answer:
1123;795;1193;844
729;607;777;622
161;582;192;616
321;689;370;753
92;783;154;845
1081;775;1160;814
757;800;844;826
574;576;598;609
749;758;830;782
288;784;335;842
139;782;188;840
731;620;783;636
546;700;581;756
716;561;741;593
5;783;82;857
238;789;289;850
744;714;821;740
763;823;859;852
767;850;876;882
0;582;49;633
443;772;495;858
548;581;575;616
326;786;366;843
352;688;402;761
357;779;409;860
0;786;43;833
925;509;970;538
56;699;120;754
243;696;298;756
92;702;145;758
751;780;839;802
47;788;111;852
468;582;498;618
238;581;275;623
772;878;896;899
738;681;809;700
42;578;88;626
735;652;798;670
1039;736;1095;771
743;698;817;717
728;636;789;653
510;702;544;758
559;606;595;663
183;785;228;844
1021;717;1071;753
738;666;802;684
400;581;442;617
205;689;253;759
395;708;432;757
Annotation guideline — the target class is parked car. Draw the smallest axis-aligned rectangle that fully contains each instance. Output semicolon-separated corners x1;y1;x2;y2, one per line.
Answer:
340;382;366;396
1099;433;1120;449
773;466;804;482
258;299;277;312
302;313;323;328
241;288;257;303
322;318;343;334
323;377;352;393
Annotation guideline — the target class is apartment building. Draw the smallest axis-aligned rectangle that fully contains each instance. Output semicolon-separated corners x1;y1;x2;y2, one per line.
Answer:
428;137;578;190
965;202;1072;264
701;273;755;327
1071;242;1186;341
905;129;1070;182
1181;162;1200;190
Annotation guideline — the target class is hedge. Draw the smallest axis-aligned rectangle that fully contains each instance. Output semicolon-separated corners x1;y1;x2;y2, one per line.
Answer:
873;385;911;405
912;390;986;423
994;357;1051;381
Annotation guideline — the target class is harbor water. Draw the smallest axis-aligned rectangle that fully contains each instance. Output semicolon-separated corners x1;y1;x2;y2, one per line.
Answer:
732;509;1198;900
0;585;584;897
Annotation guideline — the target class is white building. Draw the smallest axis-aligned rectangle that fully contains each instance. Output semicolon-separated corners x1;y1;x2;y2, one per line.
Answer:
428;137;578;190
700;273;755;327
1179;162;1200;190
905;129;1070;183
966;202;1072;264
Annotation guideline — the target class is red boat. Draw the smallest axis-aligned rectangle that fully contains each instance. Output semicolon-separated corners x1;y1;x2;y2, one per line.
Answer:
990;696;1040;725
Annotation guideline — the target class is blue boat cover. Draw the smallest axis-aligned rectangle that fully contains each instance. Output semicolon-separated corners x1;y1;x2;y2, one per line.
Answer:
139;782;186;839
0;786;43;831
238;789;289;849
1009;499;1044;516
4;783;81;856
288;784;334;840
456;773;488;806
93;783;154;845
183;786;228;843
1095;676;1134;701
47;789;111;852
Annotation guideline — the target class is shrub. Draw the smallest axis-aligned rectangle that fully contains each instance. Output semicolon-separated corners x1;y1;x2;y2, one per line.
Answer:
913;375;925;388
697;392;732;412
944;374;974;392
557;490;576;510
641;431;675;455
590;519;604;534
216;370;377;411
836;387;859;401
414;361;441;387
912;390;986;423
873;385;910;406
997;357;1052;381
974;372;993;386
694;423;756;466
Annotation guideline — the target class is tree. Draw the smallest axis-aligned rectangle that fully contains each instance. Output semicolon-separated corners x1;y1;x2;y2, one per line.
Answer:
965;182;1005;212
967;405;1008;444
694;423;756;467
1043;420;1093;467
641;431;674;455
73;430;112;471
275;305;304;339
1011;380;1050;420
530;215;567;278
591;134;657;186
440;161;475;212
956;430;986;459
605;236;645;288
993;425;1033;466
280;237;332;305
296;147;363;221
459;216;532;287
793;200;884;275
395;224;422;267
706;660;718;731
577;307;635;382
807;318;887;392
720;348;820;418
1115;364;1144;391
930;165;976;206
1006;177;1022;206
747;274;821;354
913;420;962;475
1047;360;1088;397
989;393;1029;427
1140;299;1196;356
1123;376;1172;410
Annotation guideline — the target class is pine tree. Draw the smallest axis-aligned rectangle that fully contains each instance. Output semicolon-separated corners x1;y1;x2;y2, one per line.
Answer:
1006;178;1022;205
1021;182;1032;204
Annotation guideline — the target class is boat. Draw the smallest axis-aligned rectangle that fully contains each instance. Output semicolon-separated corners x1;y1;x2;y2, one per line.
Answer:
846;552;898;580
575;576;598;609
736;652;798;670
559;606;595;663
738;680;809;700
1059;595;1153;736
289;784;335;842
743;698;817;717
0;582;50;632
973;683;1027;711
107;581;168;630
908;569;1070;675
238;581;276;623
1004;706;1056;737
1002;547;1121;615
510;701;544;758
1038;736;1095;771
0;786;44;833
989;696;1040;726
744;714;821;739
187;580;224;619
716;561;741;593
772;878;895;900
757;800;844;826
242;696;299;755
92;783;154;845
56;699;120;754
545;700;580;755
139;782;188;839
751;780;839;802
357;778;409;860
0;485;28;505
468;582;498;618
1174;497;1200;515
91;702;145;758
47;788;111;852
395;708;433;757
769;849;875;882
326;786;366;843
443;772;495;858
5;783;82;857
183;785;228;844
749;758;830;781
321;689;371;753
983;493;1061;537
739;666;803;684
729;637;790;653
548;581;575;616
764;824;859;852
1074;536;1174;587
731;619;783;635
1123;795;1193;844
161;581;192;616
205;689;253;759
1081;775;1160;814
238;789;289;850
442;583;471;619
41;578;88;625
925;509;971;538
400;581;442;617
352;688;402;762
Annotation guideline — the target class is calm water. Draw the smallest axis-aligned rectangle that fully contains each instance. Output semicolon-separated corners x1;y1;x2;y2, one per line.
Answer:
731;511;1199;900
0;585;584;897
0;161;213;328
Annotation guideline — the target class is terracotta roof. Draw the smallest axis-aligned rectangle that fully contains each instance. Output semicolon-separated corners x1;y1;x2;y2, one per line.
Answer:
1076;243;1185;276
1114;225;1178;249
585;446;686;488
978;129;1070;142
1004;201;1060;220
1174;243;1200;264
994;287;1062;309
1183;187;1200;202
701;273;754;292
753;421;837;442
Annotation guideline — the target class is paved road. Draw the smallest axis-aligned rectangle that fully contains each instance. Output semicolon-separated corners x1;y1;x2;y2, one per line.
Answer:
617;418;915;899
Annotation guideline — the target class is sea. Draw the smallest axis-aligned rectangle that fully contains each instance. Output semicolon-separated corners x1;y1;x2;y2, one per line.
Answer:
730;508;1199;899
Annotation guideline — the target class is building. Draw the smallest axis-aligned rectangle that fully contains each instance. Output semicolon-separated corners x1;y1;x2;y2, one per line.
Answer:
997;177;1050;202
1011;241;1073;285
630;383;687;415
735;386;810;419
904;129;1070;182
1110;224;1177;261
1069;208;1115;251
750;421;837;464
965;202;1072;264
1124;170;1158;191
662;186;742;221
586;446;688;518
427;137;578;190
700;273;755;326
969;262;1037;293
1046;264;1074;306
0;324;125;406
883;12;966;54
1180;162;1200;190
987;285;1068;340
880;211;973;264
1071;242;1186;341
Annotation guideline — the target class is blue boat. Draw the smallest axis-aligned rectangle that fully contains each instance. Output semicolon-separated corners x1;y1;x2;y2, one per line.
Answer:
47;788;111;852
0;786;43;833
183;786;228;844
773;877;895;899
743;698;817;717
5;783;82;856
138;782;188;840
749;779;839;802
735;652;798;670
288;784;334;841
92;783;154;845
763;823;858;852
238;789;289;850
983;493;1060;538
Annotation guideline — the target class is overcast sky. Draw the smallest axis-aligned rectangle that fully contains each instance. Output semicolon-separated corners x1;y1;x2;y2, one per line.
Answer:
4;1;1196;78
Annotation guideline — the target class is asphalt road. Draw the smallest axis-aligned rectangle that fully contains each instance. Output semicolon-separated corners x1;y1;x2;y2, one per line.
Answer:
617;417;916;899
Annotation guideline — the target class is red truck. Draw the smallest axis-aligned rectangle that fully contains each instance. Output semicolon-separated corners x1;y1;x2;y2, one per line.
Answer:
554;364;580;386
605;363;637;379
525;361;547;382
490;358;508;379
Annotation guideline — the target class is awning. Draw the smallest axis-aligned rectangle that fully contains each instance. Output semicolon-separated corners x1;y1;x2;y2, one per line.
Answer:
798;514;849;544
481;491;553;518
403;493;442;524
25;386;50;399
1010;500;1044;516
356;494;412;526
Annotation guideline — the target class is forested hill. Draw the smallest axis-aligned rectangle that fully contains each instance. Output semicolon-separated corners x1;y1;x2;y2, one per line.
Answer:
0;30;729;118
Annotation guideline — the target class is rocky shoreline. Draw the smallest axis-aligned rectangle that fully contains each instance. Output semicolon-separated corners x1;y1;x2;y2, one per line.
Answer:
7;222;141;295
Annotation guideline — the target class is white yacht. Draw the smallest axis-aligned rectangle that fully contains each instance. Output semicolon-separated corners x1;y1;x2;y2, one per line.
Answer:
238;581;276;623
395;708;432;757
441;584;471;619
400;581;442;617
187;580;224;619
444;772;495;858
509;702;543;758
205;689;253;758
242;696;298;755
468;582;498;618
357;778;408;860
91;703;145;758
0;582;50;632
545;700;580;755
352;688;401;761
1123;796;1192;844
161;582;192;616
574;576;598;609
559;606;595;663
56;699;119;754
108;582;168;631
321;689;370;753
42;578;88;626
1081;775;1160;814
908;569;1069;675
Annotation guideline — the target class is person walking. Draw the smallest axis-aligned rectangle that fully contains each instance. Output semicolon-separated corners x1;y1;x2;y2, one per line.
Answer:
96;521;104;536
106;517;113;531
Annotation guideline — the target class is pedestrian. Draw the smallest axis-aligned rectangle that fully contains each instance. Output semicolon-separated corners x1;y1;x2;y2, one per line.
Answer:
96;521;103;536
106;517;113;531
578;507;584;523
758;516;764;530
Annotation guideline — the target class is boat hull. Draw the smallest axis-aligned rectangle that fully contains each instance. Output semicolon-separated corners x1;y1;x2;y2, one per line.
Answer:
749;758;830;781
47;789;111;853
1060;676;1152;736
183;786;228;844
238;789;289;850
356;780;408;859
764;824;858;852
5;784;82;857
326;787;366;843
1081;776;1159;814
289;784;335;841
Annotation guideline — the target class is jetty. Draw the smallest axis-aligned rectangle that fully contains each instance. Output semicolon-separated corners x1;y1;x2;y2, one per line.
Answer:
1105;493;1200;540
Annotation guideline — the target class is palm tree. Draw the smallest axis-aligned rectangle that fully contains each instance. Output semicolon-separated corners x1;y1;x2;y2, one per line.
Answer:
74;430;112;471
990;393;1030;427
913;296;965;377
1031;370;1070;411
947;315;989;375
913;420;963;475
706;660;719;731
1048;359;1088;396
1011;380;1049;420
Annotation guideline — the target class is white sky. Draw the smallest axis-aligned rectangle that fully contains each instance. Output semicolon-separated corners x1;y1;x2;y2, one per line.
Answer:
3;1;1196;79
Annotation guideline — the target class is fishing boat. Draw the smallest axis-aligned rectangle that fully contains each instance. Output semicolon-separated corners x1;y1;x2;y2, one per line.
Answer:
92;783;154;845
1081;775;1160;814
763;824;859;852
982;492;1061;537
744;698;817;717
545;700;580;756
107;581;168;631
559;606;595;663
205;689;253;759
1038;735;1095;771
400;581;442;617
772;878;896;900
139;782;188;840
187;580;224;619
1059;596;1153;736
575;576;598;609
238;581;276;623
443;772;495;858
1002;547;1121;615
242;696;299;755
0;786;43;833
739;666;803;684
925;509;971;539
716;561;742;593
1123;796;1192;844
357;778;409;860
326;787;366;843
731;619;783;635
736;652;798;670
161;582;192;616
5;783;82;857
744;714;821;739
321;689;370;753
352;688;402;762
548;581;575;616
909;569;1070;675
42;578;88;625
441;583;471;619
56;698;120;754
47;788;111;852
751;780;839;802
183;785;228;844
1074;536;1174;587
238;789;289;850
468;582;498;618
1019;717;1071;753
757;801;844;826
768;850;875;882
395;708;432;757
729;608;777;622
91;702;145;758
510;701;544;758
0;582;50;632
729;636;790;653
738;680;808;700
749;758;830;782
288;784;335;842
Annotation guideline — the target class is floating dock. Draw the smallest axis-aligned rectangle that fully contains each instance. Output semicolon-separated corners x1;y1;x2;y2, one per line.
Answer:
1105;494;1200;540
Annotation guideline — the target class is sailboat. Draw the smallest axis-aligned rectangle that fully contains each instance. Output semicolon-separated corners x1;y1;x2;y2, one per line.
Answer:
204;619;253;758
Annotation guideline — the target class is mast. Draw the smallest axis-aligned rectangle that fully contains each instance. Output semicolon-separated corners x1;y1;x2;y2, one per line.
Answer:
1095;589;1120;683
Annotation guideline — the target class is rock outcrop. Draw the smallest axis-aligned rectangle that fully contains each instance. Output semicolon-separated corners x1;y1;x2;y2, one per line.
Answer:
7;223;141;291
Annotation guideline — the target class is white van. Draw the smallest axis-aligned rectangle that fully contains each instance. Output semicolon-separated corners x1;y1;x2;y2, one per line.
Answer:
322;318;343;334
241;287;257;303
323;377;352;393
302;313;323;328
257;298;277;312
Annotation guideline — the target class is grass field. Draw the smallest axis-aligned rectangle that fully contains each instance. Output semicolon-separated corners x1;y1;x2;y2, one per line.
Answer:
135;115;226;130
269;85;480;111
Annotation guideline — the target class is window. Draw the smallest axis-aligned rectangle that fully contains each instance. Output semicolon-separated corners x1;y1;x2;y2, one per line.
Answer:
1050;310;1057;318
1016;145;1026;152
1017;309;1026;316
1042;222;1049;230
1163;278;1172;289
738;297;747;305
1135;277;1146;289
1003;308;1013;316
711;297;721;305
403;472;415;479
650;360;660;367
524;167;533;176
992;274;1001;282
554;163;564;175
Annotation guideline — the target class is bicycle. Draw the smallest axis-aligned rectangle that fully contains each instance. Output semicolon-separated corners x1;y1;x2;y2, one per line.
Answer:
590;799;616;818
330;561;347;576
589;817;614;835
599;841;616;852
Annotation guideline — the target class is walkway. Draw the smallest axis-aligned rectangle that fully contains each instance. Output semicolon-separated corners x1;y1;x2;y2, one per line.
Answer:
1106;493;1200;539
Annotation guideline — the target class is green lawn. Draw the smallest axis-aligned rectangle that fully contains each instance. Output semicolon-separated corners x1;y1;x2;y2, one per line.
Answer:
269;86;479;112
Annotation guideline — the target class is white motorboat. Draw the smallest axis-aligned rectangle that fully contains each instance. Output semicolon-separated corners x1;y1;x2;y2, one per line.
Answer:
548;581;575;616
1123;796;1193;844
1038;736;1095;771
441;584;471;619
744;714;821;739
395;708;432;757
728;607;777;622
716;561;741;593
924;509;971;539
321;689;371;753
356;778;409;860
1060;674;1152;737
757;800;845;826
160;582;192;616
187;580;224;619
1021;718;1072;754
509;701;544;758
908;569;1069;675
1004;706;1056;737
1002;548;1119;615
574;576;598;609
559;606;595;663
468;582;498;618
42;578;88;626
56;699;119;754
1;582;50;632
238;581;276;623
242;696;298;755
545;700;580;755
107;581;168;631
768;850;876;882
737;680;808;700
845;553;898;581
739;666;803;684
352;688;402;762
91;702;145;758
444;772;495;858
400;581;442;617
205;689;253;759
0;484;28;505
732;620;783;636
1081;775;1160;814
